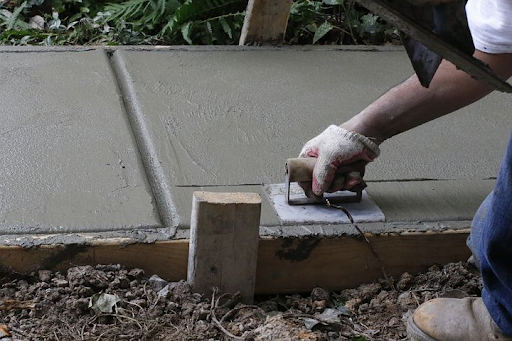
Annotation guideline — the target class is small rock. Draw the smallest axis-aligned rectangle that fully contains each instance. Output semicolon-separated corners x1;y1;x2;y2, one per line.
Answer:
311;287;330;312
67;266;108;289
118;276;131;289
259;300;278;313
396;272;414;290
311;287;330;302
78;286;93;296
38;270;52;283
157;284;171;298
128;268;145;279
52;279;69;287
397;291;417;310
96;264;121;272
67;298;89;312
170;280;192;300
109;278;121;289
148;275;168;292
344;298;361;312
157;282;179;298
49;292;61;303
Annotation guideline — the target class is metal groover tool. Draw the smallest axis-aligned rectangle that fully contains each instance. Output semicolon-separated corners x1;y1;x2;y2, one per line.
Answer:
285;158;363;205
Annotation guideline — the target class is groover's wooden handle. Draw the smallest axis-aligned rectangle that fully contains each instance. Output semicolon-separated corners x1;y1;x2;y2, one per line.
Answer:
286;158;316;182
286;158;359;183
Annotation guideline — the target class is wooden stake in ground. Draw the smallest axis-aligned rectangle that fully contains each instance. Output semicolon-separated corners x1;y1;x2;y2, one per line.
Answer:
188;192;261;304
239;0;294;45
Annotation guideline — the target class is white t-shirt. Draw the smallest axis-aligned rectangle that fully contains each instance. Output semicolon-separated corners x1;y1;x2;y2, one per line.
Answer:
466;0;512;53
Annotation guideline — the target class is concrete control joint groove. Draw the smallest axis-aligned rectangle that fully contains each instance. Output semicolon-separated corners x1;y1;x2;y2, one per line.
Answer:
109;50;178;234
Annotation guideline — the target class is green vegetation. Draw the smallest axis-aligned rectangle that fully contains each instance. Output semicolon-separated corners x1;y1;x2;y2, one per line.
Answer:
0;0;398;45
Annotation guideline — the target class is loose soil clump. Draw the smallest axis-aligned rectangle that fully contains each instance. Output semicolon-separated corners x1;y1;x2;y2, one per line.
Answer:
0;261;480;340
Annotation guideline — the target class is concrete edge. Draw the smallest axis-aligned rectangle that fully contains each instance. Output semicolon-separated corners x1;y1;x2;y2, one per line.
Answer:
0;45;405;53
0;227;177;247
0;220;471;247
109;49;179;234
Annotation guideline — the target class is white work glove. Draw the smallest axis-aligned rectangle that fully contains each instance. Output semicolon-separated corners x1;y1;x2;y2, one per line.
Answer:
299;125;380;196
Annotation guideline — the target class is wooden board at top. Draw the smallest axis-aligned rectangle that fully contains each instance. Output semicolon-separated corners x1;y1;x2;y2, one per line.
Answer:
239;0;294;45
0;230;470;294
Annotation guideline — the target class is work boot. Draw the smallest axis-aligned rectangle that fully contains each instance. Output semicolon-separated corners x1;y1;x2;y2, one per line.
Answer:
407;297;512;341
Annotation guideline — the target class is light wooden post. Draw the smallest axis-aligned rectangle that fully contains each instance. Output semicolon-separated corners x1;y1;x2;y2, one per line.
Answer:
187;192;261;303
239;0;294;45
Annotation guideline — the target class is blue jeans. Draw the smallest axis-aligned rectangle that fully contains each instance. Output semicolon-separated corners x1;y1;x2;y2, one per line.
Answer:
467;132;512;335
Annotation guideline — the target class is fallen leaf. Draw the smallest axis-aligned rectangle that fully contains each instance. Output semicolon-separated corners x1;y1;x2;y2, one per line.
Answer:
0;324;11;338
89;293;121;315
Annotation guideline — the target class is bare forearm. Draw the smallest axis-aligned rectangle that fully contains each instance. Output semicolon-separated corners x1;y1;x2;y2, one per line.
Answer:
342;51;512;144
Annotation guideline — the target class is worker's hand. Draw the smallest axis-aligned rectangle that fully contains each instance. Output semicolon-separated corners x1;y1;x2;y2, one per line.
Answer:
299;125;380;196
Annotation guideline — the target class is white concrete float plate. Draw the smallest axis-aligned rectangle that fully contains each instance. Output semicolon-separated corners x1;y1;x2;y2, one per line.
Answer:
265;183;385;225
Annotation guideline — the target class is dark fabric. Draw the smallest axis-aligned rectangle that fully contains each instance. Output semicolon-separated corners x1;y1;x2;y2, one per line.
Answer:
468;132;512;335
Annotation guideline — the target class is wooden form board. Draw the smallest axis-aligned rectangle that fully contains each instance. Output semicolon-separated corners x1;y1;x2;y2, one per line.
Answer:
239;0;294;45
188;192;261;303
0;231;470;294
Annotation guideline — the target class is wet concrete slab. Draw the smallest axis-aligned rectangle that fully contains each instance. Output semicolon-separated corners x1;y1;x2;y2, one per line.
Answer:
0;46;507;243
0;50;161;234
114;48;511;187
112;47;508;230
367;180;494;222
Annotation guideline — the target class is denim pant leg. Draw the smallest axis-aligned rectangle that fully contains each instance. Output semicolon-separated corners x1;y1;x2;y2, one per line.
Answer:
468;132;512;335
467;192;493;271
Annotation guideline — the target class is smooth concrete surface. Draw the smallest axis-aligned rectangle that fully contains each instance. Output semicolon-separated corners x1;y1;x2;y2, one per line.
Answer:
367;180;494;222
0;50;161;234
0;46;508;244
115;49;511;188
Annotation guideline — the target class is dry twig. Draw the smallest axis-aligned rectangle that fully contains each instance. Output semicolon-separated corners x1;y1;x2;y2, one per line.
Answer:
210;289;245;341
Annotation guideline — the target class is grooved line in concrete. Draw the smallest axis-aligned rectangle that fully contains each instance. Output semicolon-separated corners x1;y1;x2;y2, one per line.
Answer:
109;50;178;234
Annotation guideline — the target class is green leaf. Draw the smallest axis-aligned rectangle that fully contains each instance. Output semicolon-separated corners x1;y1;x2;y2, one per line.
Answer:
7;1;27;30
169;0;245;30
306;23;317;33
351;337;368;341
181;21;193;44
312;21;333;44
218;16;231;39
323;0;344;5
359;13;380;34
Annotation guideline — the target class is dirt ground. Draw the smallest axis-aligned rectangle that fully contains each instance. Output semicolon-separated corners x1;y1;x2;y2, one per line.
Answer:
0;261;480;341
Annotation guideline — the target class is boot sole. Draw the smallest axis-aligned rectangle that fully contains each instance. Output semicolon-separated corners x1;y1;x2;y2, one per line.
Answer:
406;314;439;341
